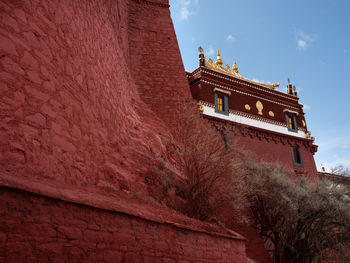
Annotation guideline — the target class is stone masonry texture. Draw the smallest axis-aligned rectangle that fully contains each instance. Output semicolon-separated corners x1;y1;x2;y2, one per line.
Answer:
0;0;190;194
1;0;249;262
0;186;247;263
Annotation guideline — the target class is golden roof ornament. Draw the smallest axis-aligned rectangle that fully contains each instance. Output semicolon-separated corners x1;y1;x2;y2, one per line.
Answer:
215;49;223;66
232;61;238;72
306;131;311;139
200;47;279;89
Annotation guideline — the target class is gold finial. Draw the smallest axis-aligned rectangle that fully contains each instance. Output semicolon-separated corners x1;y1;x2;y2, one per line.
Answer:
272;81;280;88
197;102;204;113
305;131;311;139
232;61;238;71
215;49;223;66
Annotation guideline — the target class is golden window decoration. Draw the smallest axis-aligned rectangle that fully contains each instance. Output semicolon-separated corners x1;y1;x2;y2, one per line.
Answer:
217;97;223;111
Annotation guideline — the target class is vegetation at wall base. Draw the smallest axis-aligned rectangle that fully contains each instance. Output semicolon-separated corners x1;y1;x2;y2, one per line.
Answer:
143;102;350;262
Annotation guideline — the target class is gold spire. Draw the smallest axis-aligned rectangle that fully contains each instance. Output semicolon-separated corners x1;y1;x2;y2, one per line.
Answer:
232;61;238;72
215;49;223;66
201;47;278;89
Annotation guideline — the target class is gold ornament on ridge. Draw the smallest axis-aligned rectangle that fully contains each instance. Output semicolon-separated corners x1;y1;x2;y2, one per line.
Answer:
202;47;279;89
215;49;223;66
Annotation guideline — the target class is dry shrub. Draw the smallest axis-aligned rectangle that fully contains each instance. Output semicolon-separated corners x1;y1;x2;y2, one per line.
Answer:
243;160;350;263
170;101;247;221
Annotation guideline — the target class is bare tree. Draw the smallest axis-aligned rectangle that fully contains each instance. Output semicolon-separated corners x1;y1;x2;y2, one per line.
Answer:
170;102;247;221
243;160;350;263
331;164;350;177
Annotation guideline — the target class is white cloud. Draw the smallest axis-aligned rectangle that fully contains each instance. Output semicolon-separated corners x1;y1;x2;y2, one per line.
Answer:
194;0;199;5
206;45;214;56
179;0;192;20
226;34;235;43
316;131;350;172
297;39;307;50
180;7;191;20
303;104;311;111
251;78;274;85
295;30;317;51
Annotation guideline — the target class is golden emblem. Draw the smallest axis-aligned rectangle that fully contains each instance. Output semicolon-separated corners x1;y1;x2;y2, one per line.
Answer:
306;131;311;139
302;120;306;127
268;111;274;117
245;104;251;110
256;101;263;115
198;103;204;112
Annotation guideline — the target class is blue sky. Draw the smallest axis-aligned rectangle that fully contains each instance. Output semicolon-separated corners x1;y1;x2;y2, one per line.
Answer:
170;0;350;172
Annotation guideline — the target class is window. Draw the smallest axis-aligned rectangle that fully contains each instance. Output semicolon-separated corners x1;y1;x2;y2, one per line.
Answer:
215;93;229;115
286;113;297;132
291;146;303;167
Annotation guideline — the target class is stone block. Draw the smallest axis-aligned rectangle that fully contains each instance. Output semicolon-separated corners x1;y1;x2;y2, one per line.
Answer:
21;51;39;69
26;113;46;127
0;35;18;56
1;57;24;75
24;85;50;101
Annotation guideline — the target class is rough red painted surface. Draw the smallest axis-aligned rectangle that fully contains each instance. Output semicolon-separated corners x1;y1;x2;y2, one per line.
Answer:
0;186;247;263
0;0;191;194
128;0;192;127
0;0;249;262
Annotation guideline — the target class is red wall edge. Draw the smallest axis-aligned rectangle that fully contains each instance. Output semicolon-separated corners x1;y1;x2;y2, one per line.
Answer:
0;186;247;263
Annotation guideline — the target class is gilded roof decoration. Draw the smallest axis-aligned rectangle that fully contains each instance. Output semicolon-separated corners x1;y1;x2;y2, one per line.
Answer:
203;49;280;90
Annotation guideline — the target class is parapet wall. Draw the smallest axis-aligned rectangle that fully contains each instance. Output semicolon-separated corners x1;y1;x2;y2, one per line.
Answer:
0;175;246;263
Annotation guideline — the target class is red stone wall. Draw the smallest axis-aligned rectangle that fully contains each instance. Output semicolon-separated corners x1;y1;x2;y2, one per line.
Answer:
128;0;192;126
0;186;247;263
210;118;318;180
0;0;189;193
0;1;250;262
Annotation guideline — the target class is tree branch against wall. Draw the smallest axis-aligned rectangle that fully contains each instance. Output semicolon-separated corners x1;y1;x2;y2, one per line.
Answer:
171;102;247;221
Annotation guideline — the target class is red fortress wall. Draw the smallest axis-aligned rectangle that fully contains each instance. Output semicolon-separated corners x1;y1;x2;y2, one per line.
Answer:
0;0;247;262
0;181;246;263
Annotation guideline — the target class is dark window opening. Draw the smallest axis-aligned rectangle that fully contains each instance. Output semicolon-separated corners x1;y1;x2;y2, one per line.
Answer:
291;147;303;167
